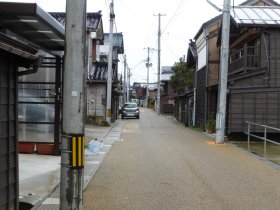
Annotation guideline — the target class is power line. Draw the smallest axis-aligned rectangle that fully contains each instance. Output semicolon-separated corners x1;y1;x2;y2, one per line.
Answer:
162;0;184;33
161;36;181;61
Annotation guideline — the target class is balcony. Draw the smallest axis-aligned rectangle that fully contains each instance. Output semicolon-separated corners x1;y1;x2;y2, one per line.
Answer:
229;46;259;76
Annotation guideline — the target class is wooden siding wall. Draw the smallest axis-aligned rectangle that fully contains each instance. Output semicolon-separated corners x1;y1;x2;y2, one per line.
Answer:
229;90;280;133
92;40;97;61
0;50;18;210
207;21;220;87
228;29;280;133
268;29;280;87
207;87;218;120
196;67;206;128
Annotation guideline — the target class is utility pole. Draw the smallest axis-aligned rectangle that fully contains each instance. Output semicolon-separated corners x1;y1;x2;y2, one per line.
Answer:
60;0;86;209
154;13;165;114
123;54;127;103
216;0;231;144
145;47;152;108
106;0;115;123
127;68;131;101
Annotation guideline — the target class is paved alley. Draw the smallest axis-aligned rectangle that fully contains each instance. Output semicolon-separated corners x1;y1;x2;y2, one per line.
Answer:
84;108;280;210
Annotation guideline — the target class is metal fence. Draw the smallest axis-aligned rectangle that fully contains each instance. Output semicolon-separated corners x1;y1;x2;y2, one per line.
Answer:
245;121;280;158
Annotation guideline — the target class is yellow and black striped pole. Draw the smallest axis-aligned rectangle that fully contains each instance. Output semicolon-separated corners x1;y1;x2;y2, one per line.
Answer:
70;134;85;169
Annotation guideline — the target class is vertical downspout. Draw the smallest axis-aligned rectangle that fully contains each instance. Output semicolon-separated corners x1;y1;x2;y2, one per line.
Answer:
205;30;209;129
192;62;197;126
54;56;62;156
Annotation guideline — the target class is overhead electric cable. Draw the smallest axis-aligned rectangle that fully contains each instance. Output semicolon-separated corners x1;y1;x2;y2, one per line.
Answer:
162;0;184;33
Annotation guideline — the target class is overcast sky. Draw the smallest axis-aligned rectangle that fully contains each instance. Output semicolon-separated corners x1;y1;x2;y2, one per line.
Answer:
3;0;280;83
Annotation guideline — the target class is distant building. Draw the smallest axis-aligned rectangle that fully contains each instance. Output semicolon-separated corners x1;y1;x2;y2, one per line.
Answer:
51;12;124;123
186;0;280;137
159;66;176;113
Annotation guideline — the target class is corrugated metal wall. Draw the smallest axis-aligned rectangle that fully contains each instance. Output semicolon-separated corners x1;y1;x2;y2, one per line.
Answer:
0;50;18;209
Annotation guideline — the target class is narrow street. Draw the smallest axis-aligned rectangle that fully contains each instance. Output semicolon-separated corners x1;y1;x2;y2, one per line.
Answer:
84;108;280;210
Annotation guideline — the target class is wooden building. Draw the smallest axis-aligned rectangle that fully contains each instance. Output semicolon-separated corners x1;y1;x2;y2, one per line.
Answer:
51;13;124;123
86;33;124;122
160;66;176;113
224;3;280;133
187;15;221;129
187;0;280;135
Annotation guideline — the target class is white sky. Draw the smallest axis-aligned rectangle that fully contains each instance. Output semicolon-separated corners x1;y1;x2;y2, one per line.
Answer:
3;0;280;83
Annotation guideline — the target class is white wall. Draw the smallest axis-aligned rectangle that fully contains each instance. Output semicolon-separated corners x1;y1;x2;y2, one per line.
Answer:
196;32;207;70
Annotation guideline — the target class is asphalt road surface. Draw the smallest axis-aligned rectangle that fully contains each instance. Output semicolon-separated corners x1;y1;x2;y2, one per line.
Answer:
84;108;280;210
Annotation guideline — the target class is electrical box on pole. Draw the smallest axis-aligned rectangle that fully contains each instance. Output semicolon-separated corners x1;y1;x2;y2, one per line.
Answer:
60;0;86;209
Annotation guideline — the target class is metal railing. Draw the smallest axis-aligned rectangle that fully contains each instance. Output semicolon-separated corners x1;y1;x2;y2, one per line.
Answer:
245;121;280;158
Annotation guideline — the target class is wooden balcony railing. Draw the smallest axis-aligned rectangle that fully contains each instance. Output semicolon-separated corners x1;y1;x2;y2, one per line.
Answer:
229;46;259;76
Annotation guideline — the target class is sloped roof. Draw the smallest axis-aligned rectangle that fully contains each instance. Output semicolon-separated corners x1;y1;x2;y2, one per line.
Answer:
161;66;172;73
49;12;102;32
194;15;222;40
187;40;198;68
231;6;280;26
0;2;64;52
239;0;280;6
88;62;117;81
161;66;173;81
0;32;38;61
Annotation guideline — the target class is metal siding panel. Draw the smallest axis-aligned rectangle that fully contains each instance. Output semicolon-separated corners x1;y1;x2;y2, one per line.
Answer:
0;139;8;155
1;105;8;121
0;122;8;138
0;51;18;210
0;188;8;208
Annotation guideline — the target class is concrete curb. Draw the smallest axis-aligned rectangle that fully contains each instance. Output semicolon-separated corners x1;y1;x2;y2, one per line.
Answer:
31;120;124;210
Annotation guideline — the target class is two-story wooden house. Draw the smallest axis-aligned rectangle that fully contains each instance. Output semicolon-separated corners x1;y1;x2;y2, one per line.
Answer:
222;1;280;134
86;32;124;122
187;0;280;136
187;15;221;129
51;13;124;123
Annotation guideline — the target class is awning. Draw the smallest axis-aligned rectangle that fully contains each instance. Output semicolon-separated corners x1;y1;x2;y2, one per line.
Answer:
0;32;38;61
0;2;65;52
